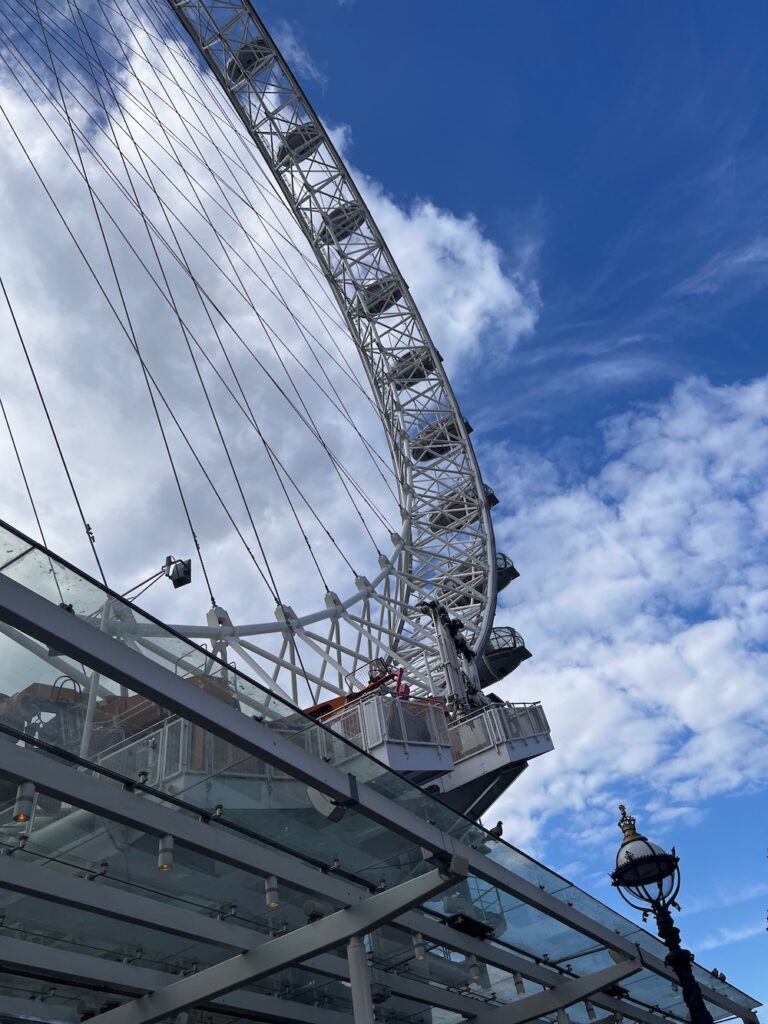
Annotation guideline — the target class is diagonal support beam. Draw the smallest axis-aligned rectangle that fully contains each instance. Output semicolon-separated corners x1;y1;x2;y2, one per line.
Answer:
470;960;642;1024
85;860;467;1024
0;938;348;1024
0;857;484;1018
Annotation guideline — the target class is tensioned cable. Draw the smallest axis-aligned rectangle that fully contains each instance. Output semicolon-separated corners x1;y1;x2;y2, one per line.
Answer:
0;46;365;591
127;0;379;390
31;0;398;487
65;0;294;600
0;2;415;679
0;84;292;599
2;0;400;527
31;0;218;605
72;1;390;568
26;0;363;361
104;0;397;496
0;276;108;586
0;386;66;604
0;24;399;543
29;0;395;491
6;0;360;390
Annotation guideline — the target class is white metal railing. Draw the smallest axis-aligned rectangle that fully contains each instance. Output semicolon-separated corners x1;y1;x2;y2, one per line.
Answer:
448;702;550;764
96;716;275;785
322;694;451;756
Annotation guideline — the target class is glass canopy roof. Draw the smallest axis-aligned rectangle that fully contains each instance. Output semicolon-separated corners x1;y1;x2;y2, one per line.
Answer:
0;520;759;1024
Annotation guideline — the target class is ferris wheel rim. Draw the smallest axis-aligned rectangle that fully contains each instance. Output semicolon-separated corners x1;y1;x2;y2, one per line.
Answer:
151;0;502;693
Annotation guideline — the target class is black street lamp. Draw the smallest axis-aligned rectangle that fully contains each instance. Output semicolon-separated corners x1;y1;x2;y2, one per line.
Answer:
610;805;715;1024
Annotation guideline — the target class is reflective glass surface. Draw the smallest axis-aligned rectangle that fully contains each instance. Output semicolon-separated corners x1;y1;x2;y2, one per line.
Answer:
0;520;759;1023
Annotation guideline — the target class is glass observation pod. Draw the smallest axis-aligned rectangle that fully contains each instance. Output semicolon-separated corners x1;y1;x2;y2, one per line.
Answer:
389;346;436;390
316;201;366;245
439;551;519;609
428;483;499;532
309;659;454;780
352;273;404;319
224;39;273;86
477;626;532;686
496;551;520;591
275;123;324;169
409;414;472;463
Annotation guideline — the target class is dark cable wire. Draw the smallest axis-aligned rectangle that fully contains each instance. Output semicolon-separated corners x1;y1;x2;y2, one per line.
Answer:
0;275;108;585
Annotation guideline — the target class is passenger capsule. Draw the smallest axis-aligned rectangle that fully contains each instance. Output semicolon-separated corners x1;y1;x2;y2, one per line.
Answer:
390;347;435;390
484;484;500;508
275;124;323;169
496;552;520;592
225;40;273;86
353;274;403;318
410;415;471;463
429;484;498;531
317;202;365;245
477;626;532;687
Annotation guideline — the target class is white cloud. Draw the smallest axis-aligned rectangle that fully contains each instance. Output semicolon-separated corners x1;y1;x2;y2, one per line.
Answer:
487;375;768;847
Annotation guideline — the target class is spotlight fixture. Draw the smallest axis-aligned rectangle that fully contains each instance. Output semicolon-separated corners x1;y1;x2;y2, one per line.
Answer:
467;954;482;985
412;933;426;961
265;875;279;909
12;782;35;823
158;835;174;872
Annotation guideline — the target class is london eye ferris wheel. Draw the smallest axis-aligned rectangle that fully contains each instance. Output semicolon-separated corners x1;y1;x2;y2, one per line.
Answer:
0;0;532;742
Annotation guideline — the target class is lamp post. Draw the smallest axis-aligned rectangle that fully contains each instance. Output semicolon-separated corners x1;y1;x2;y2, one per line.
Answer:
610;805;715;1024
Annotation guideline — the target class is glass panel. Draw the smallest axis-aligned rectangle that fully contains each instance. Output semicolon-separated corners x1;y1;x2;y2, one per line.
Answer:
0;519;758;1020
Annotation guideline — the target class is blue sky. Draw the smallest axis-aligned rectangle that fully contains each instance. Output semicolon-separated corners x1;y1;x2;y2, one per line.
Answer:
263;0;768;1005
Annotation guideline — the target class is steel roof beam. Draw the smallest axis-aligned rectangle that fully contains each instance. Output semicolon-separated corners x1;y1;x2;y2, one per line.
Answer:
82;862;467;1024
470;961;641;1024
0;856;486;1019
0;938;349;1024
0;577;755;1023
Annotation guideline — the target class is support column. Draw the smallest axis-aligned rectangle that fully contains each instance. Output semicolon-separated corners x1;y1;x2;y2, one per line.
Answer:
347;935;375;1024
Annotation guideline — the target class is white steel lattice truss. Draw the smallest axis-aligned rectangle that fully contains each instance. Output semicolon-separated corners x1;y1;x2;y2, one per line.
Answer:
159;0;500;705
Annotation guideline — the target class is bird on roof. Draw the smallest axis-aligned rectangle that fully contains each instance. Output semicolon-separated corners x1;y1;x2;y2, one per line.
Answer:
489;820;503;839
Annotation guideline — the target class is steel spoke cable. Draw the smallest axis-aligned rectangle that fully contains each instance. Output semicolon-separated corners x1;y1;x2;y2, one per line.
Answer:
0;382;66;604
0;27;397;543
7;12;216;603
106;6;380;422
96;0;394;499
12;0;385;470
0;54;368;589
18;0;357;341
66;0;293;601
3;2;403;614
131;0;381;404
0;275;107;585
0;88;290;602
46;0;377;404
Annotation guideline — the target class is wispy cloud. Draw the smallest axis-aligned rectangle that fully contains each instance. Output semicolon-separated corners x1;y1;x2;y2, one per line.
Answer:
683;880;768;917
697;920;766;952
271;20;327;88
673;237;768;296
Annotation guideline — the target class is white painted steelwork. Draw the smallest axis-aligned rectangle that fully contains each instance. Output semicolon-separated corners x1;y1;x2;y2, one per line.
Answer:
163;0;501;703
